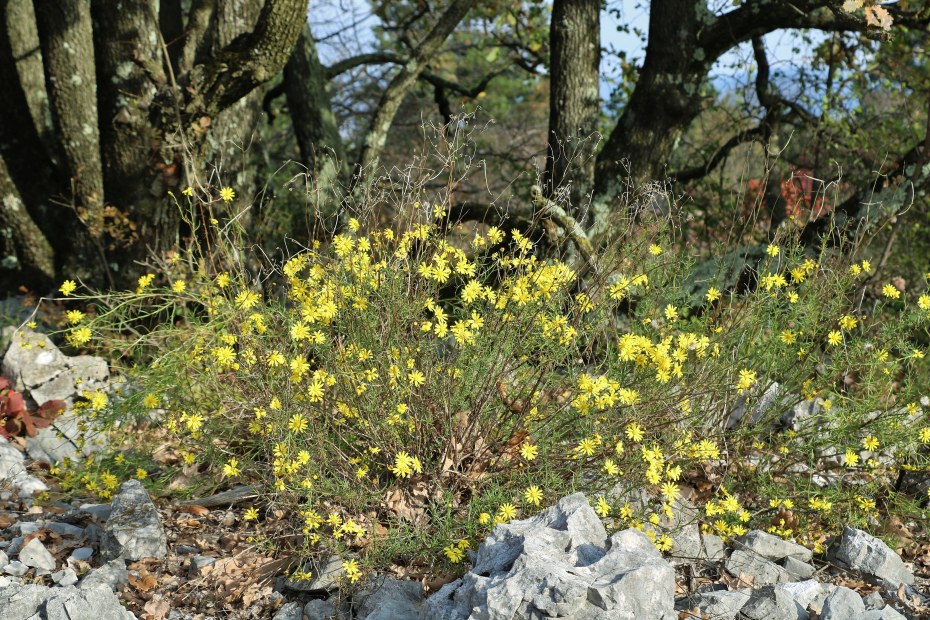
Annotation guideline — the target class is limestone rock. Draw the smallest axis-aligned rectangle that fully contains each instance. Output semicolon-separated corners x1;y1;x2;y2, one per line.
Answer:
101;480;167;562
421;493;676;620
676;589;751;618
0;583;136;620
738;585;808;620
820;586;866;620
827;527;914;586
356;576;423;620
18;538;56;573
272;602;303;620
0;436;49;497
1;330;66;392
738;530;812;563
726;549;797;586
79;559;129;591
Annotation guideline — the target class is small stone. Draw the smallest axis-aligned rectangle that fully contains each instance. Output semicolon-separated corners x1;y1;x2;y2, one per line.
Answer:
69;547;94;562
355;576;422;620
79;503;113;522
777;580;823;611
18;538;56;572
0;550;7;566
677;589;751;618
101;480;167;561
738;585;808;620
820;586;866;620
272;602;303;620
779;556;815;579
44;521;85;538
863;591;886;610
3;560;29;576
860;607;907;620
738;530;813;563
726;549;796;586
283;556;344;593
52;567;79;586
188;555;216;578
79;559;128;591
304;599;337;620
176;544;200;555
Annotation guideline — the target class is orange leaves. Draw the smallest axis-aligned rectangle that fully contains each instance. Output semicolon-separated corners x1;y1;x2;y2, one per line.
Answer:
842;0;894;32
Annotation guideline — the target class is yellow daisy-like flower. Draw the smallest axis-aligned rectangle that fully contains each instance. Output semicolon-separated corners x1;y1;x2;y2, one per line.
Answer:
244;507;259;521
862;436;879;451
59;280;77;296
766;244;779;257
649;244;663;256
882;283;901;299
705;287;721;302
496;503;517;522
223;459;241;477
594;496;611;518
524;486;543;507
827;330;842;346
219;186;236;202
520;442;538;461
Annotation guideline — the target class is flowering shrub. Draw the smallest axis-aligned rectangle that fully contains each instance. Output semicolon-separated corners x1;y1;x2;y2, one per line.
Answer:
50;188;930;581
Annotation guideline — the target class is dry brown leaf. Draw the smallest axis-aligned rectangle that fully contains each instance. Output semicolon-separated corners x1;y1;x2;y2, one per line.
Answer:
143;595;171;620
0;513;13;528
179;505;210;517
865;5;893;31
128;570;158;592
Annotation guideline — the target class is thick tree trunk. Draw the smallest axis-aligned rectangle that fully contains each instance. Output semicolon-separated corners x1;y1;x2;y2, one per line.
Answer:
545;0;600;216
284;23;347;192
0;153;54;287
34;0;105;227
594;0;711;197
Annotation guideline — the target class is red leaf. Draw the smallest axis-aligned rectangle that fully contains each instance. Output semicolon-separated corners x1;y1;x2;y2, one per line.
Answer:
35;400;66;421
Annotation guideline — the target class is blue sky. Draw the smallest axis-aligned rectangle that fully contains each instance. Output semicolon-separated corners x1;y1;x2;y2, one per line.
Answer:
308;0;823;100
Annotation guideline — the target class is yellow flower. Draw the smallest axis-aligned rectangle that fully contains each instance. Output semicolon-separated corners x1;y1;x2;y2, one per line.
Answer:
59;280;77;296
68;327;92;346
625;422;644;443
172;280;186;293
219;186;236;202
882;283;901;299
288;413;309;434
478;512;491;525
223;459;241;477
524;486;543;506
135;468;148;480
766;244;779;257
496;503;517;522
919;294;930;310
661;482;680;503
520;442;538;461
576;437;597;458
66;310;86;324
780;330;797;345
827;331;842;346
407;370;425;387
705;287;721;302
736;369;757;394
862;436;879;451
649;244;663;256
342;559;361;583
244;507;259;521
182;186;193;197
919;428;930;444
664;304;679;322
595;496;611;517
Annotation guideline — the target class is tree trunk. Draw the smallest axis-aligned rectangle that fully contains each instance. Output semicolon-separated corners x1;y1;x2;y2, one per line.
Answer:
34;0;105;227
545;0;600;217
0;152;54;288
594;0;711;198
284;23;347;193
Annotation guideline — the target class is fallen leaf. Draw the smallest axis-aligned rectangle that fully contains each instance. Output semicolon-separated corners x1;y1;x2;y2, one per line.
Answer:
143;595;171;620
179;505;210;517
129;570;158;592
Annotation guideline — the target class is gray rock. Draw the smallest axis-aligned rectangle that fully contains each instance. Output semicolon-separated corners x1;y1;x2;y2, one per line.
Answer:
664;499;725;564
738;585;808;620
0;550;8;567
79;559;128;591
779;556;815;579
26;412;108;465
738;530;813;563
272;602;303;620
304;599;338;620
820;586;866;620
863;591;885;610
18;538;56;572
188;555;216;578
176;545;200;556
68;547;93;563
726;549;797;586
1;330;66;391
859;608;906;620
78;503;112;522
421;493;676;620
727;382;791;428
4;560;29;576
284;556;344;593
101;480;167;561
827;527;914;586
29;356;108;404
356;576;422;620
51;568;78;587
43;521;85;538
676;589;751;618
777;580;825;611
0;583;135;620
781;397;825;432
0;436;48;497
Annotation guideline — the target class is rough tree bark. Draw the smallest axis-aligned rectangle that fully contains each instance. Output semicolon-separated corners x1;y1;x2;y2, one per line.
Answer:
284;23;347;190
0;153;54;287
544;0;600;215
34;0;105;228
